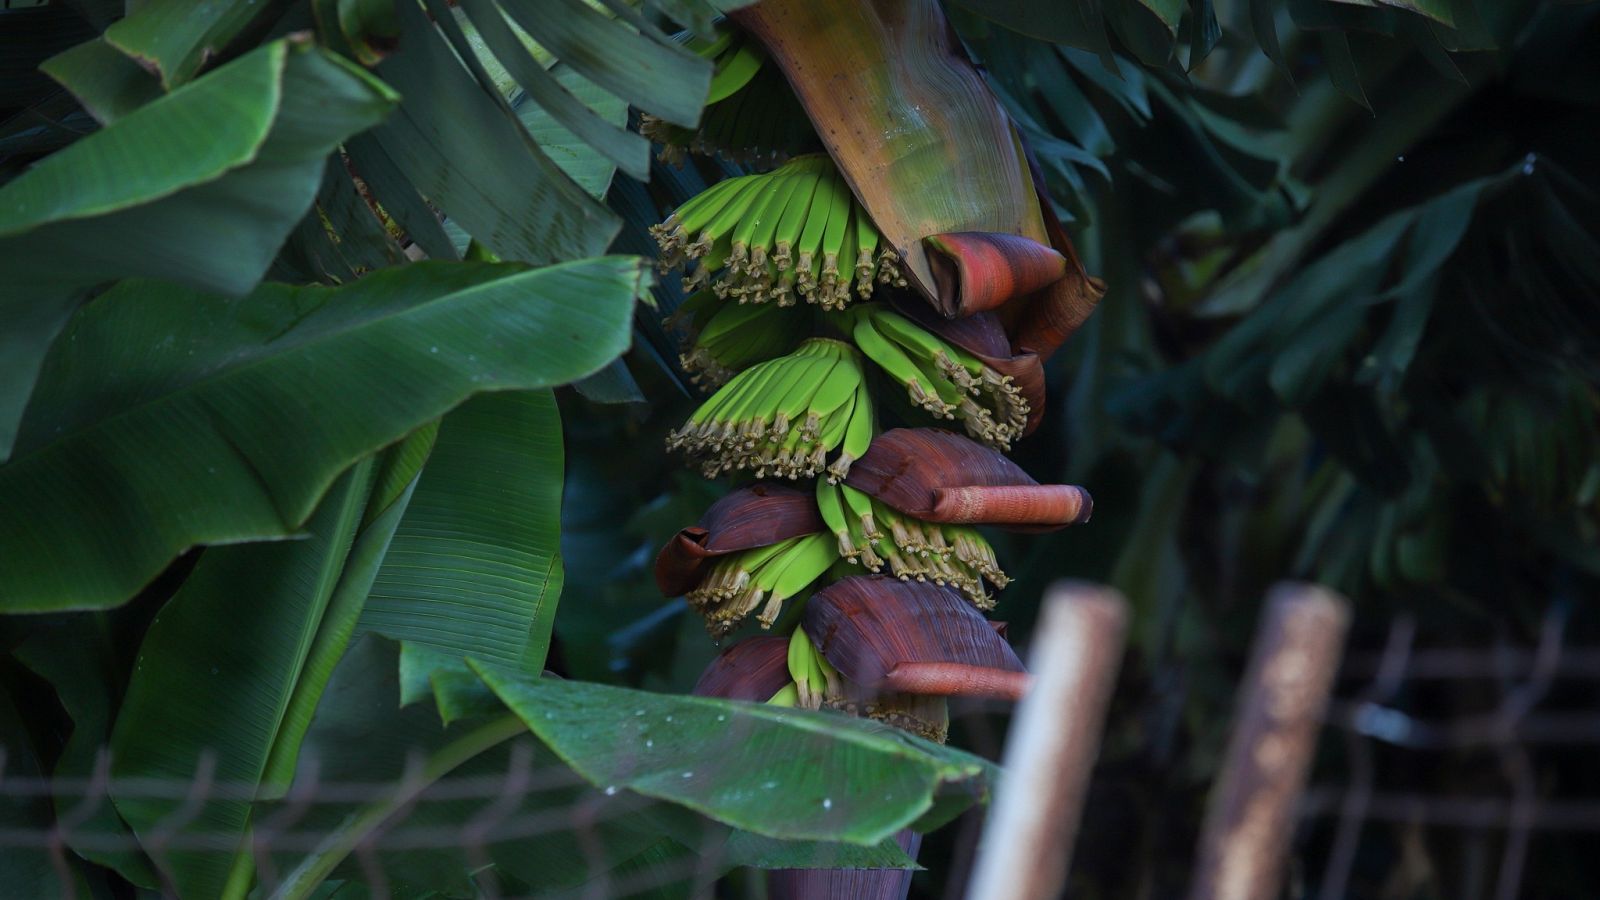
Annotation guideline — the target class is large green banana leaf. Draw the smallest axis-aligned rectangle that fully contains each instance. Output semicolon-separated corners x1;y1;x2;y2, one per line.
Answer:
109;466;383;899
12;617;161;887
0;258;648;614
476;665;999;845
0;38;397;461
261;639;966;898
357;390;567;703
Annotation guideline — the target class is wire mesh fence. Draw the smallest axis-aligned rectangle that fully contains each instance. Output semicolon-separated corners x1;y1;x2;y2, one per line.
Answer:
5;596;1600;899
1302;605;1600;900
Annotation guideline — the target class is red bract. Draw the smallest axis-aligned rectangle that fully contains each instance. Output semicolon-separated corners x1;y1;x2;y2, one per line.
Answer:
692;636;792;702
923;231;1069;318
802;576;1028;701
844;428;1093;531
655;483;823;597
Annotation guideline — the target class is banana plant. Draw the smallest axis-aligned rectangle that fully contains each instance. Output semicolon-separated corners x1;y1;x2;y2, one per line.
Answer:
3;0;1596;897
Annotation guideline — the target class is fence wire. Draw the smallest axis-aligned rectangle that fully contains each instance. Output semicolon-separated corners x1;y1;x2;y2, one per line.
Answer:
1304;606;1600;900
5;609;1600;899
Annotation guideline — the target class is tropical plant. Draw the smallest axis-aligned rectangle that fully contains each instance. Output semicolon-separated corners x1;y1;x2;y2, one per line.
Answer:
2;0;1597;897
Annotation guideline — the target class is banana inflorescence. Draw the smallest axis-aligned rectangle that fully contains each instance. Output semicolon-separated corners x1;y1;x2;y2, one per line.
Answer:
845;303;1029;451
666;337;876;481
688;532;840;637
655;14;1099;746
816;479;1008;610
671;289;809;388
649;154;906;310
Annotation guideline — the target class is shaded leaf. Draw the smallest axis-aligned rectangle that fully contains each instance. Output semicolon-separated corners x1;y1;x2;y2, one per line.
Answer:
343;132;460;261
358;390;567;702
39;37;164;124
497;0;712;128
260;430;441;794
103;0;279;88
458;0;650;181
109;465;373;899
370;0;619;265
1322;30;1372;109
12;617;160;886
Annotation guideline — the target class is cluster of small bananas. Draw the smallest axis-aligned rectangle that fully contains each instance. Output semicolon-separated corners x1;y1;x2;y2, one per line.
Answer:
784;627;843;709
670;289;808;388
643;27;820;167
816;480;1008;610
847;304;1029;451
649;154;905;310
688;533;838;638
643;71;818;168
665;337;875;481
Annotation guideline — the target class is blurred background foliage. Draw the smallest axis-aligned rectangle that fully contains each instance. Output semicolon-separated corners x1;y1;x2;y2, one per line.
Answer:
558;0;1600;895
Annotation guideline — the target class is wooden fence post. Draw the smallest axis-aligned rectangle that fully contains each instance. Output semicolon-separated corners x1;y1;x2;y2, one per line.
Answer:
1188;583;1351;900
966;582;1128;900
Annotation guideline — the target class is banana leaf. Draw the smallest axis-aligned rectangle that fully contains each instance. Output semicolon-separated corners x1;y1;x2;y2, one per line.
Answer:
109;465;378;899
0;258;647;614
475;664;1000;845
0;38;398;462
357;390;567;703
